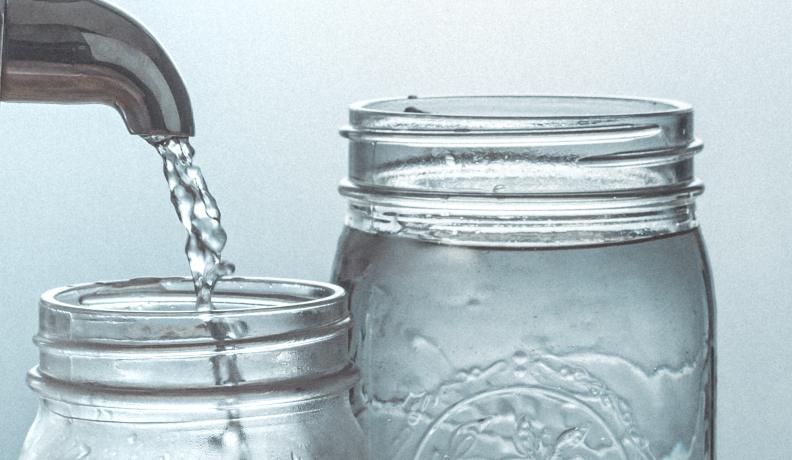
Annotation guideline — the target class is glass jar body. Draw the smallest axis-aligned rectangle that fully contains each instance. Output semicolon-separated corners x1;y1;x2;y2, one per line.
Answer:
19;277;368;460
21;395;366;460
333;227;714;459
333;96;715;459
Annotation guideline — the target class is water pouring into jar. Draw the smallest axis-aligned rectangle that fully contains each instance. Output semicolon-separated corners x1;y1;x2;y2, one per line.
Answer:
1;1;367;458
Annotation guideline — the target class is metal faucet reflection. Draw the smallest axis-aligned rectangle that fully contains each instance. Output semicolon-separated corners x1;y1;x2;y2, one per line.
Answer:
0;0;194;137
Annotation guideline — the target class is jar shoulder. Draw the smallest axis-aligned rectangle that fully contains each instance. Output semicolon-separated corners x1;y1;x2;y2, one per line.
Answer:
333;227;714;370
334;227;714;304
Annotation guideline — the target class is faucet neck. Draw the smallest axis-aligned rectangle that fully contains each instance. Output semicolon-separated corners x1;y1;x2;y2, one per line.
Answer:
0;0;194;137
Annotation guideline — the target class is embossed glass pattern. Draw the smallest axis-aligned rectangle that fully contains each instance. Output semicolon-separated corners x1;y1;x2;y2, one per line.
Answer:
19;278;368;460
332;96;715;460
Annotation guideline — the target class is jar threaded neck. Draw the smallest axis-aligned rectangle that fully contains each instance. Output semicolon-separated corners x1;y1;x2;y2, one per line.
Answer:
31;277;356;410
340;95;703;246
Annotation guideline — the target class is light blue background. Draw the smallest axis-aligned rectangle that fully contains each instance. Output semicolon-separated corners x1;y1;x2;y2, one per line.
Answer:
1;1;789;458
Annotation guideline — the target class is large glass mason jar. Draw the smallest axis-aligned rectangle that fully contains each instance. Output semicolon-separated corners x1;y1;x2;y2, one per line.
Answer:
332;96;715;460
20;277;368;460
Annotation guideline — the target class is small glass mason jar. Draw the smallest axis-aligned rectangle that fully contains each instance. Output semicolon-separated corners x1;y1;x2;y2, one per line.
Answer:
20;277;368;460
332;96;715;460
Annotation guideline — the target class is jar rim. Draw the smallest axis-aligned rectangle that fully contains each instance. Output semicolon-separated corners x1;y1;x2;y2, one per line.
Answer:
41;276;344;317
37;277;348;345
344;94;692;134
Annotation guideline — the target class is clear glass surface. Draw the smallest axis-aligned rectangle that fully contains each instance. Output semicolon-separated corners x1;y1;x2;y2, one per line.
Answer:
334;228;714;460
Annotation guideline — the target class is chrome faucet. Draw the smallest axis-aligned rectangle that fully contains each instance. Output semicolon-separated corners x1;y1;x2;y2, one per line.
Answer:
0;0;194;137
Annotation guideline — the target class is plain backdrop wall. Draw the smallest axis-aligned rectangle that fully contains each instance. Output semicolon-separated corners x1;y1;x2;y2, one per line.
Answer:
1;1;789;458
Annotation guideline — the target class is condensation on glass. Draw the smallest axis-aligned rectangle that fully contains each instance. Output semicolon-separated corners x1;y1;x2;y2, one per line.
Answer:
20;277;368;460
332;96;715;459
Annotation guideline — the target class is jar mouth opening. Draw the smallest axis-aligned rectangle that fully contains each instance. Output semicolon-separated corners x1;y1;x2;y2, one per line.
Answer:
346;95;692;133
41;277;345;317
37;277;350;346
34;278;353;393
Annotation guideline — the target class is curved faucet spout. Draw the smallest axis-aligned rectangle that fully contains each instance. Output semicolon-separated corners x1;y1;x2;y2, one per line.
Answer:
0;0;194;137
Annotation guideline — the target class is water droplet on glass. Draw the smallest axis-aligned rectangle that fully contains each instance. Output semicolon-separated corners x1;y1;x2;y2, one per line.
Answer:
380;212;403;233
72;443;91;459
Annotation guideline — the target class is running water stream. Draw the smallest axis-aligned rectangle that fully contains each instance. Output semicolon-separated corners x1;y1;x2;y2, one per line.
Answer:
149;136;250;459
